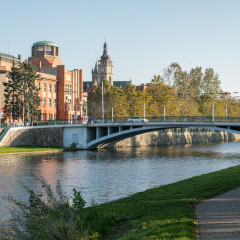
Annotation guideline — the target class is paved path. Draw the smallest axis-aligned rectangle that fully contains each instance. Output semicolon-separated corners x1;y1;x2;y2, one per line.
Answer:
196;188;240;239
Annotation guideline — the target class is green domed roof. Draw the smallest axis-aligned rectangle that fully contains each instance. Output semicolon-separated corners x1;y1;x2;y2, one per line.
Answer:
33;41;58;47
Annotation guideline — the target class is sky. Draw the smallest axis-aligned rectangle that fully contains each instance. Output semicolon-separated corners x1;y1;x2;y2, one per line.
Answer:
1;0;240;93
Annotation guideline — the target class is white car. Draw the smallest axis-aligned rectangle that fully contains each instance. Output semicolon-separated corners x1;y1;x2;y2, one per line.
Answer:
127;117;148;123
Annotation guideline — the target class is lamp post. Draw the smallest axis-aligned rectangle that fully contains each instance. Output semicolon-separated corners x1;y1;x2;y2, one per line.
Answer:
143;102;145;120
163;105;165;122
112;107;113;123
212;102;214;122
102;81;104;120
226;104;228;121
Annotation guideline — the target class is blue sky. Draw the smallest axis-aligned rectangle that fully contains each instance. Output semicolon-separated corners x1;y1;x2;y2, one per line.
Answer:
1;0;240;93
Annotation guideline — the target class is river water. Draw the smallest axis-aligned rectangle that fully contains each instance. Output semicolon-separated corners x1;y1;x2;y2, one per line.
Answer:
1;141;240;223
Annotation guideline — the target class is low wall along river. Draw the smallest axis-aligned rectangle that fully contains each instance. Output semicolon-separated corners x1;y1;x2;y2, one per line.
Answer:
109;129;240;148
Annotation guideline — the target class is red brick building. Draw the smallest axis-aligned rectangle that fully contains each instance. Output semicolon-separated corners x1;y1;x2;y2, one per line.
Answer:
0;41;83;122
29;41;83;121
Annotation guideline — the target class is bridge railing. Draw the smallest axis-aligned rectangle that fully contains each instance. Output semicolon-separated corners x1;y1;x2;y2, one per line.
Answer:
2;116;240;128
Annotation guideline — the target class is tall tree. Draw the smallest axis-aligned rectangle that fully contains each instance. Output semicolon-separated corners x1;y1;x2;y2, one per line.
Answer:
201;68;221;97
3;61;41;122
19;61;41;121
4;61;22;121
87;80;128;119
147;75;179;117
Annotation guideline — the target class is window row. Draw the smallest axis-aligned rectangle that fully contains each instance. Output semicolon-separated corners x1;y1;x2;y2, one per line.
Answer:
37;83;57;93
65;84;72;95
42;98;57;107
42;113;57;121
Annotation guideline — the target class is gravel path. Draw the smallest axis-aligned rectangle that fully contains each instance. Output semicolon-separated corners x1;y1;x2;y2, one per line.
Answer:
196;187;240;239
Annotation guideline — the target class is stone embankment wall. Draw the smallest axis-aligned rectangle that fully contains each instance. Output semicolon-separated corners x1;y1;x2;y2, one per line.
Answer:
110;130;240;148
0;126;63;147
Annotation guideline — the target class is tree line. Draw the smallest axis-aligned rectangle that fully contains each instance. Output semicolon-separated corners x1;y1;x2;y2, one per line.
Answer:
87;63;240;118
4;61;239;122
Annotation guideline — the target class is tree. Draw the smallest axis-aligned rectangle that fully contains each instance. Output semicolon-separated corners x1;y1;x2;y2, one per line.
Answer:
146;75;179;117
4;61;22;121
164;63;201;116
3;61;41;122
87;80;128;119
19;61;41;121
201;68;221;97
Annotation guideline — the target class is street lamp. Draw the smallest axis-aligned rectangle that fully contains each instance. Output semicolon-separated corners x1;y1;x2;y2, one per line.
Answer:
164;105;165;122
102;81;104;119
212;102;214;122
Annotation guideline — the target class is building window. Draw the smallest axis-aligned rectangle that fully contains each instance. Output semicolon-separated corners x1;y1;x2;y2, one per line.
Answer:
46;45;52;55
43;83;46;92
38;46;44;51
65;84;72;95
43;98;46;107
54;85;57;93
37;82;40;89
48;98;51;107
68;99;72;110
42;113;46;120
48;84;51;93
53;99;57;107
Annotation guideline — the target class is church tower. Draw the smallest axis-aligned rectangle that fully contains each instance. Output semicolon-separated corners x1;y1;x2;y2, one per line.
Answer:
92;42;113;85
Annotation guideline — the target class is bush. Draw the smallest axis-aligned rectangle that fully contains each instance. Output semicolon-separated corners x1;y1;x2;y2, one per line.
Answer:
0;176;100;240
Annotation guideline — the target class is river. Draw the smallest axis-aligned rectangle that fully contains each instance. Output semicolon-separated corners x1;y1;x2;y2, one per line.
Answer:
1;141;240;223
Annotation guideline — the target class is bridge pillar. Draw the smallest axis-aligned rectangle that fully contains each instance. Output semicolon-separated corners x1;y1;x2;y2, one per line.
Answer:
63;127;88;149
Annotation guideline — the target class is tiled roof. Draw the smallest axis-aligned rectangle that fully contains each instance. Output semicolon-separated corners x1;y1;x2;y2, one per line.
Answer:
0;52;18;59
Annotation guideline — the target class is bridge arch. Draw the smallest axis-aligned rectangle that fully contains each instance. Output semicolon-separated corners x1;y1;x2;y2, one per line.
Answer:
85;124;240;149
62;122;240;149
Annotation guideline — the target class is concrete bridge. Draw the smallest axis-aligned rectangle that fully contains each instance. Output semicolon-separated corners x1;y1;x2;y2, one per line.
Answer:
1;118;240;149
63;119;240;149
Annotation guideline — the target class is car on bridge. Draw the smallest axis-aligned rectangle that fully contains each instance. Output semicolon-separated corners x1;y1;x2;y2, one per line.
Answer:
127;117;148;123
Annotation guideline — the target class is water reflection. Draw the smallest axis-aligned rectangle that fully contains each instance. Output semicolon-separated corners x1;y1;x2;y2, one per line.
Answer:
1;142;240;223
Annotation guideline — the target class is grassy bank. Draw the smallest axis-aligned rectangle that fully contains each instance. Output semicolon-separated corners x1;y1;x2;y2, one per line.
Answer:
0;146;63;154
3;165;240;239
92;165;240;239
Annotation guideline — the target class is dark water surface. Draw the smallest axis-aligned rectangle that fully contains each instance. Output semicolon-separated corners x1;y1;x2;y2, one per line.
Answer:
1;142;240;223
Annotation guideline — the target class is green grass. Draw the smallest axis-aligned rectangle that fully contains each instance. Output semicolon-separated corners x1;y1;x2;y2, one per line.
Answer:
0;145;63;154
2;165;240;239
89;165;240;239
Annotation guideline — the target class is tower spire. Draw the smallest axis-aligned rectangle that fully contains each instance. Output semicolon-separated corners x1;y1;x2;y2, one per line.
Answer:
101;41;109;60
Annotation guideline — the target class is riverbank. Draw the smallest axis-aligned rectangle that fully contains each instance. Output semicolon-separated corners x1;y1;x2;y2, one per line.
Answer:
2;147;240;239
0;146;63;154
91;164;240;239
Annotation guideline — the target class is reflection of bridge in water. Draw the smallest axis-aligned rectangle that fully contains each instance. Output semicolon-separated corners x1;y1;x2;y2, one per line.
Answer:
63;117;240;149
